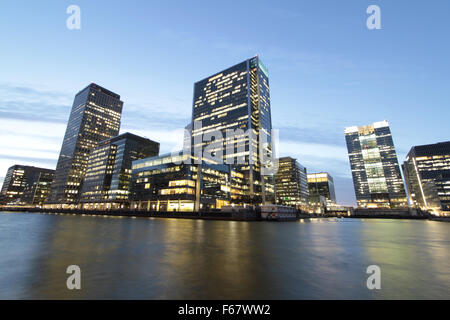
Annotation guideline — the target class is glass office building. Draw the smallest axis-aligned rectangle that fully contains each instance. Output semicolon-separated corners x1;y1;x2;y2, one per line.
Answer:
130;152;244;212
0;165;54;206
275;157;308;208
307;172;336;205
402;141;450;215
79;132;159;209
345;121;407;209
47;83;123;206
191;56;275;205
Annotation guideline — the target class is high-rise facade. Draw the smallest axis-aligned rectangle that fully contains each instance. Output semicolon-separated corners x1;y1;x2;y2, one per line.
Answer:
402;141;450;215
307;172;336;205
79;132;159;209
0;165;54;205
191;56;275;205
345;120;408;209
275;157;308;208
47;83;123;206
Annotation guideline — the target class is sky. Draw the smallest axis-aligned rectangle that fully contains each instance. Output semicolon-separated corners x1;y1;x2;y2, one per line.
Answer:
0;0;449;206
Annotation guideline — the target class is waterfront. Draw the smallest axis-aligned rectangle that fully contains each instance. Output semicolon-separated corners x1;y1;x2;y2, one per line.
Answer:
0;211;449;299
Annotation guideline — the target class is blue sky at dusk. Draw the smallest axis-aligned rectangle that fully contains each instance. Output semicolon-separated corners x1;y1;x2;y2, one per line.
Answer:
0;0;449;206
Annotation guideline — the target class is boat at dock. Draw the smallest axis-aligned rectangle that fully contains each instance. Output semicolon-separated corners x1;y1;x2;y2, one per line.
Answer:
260;205;298;221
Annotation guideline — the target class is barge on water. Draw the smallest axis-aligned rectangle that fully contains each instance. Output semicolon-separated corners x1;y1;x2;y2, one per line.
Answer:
260;205;298;221
221;205;300;221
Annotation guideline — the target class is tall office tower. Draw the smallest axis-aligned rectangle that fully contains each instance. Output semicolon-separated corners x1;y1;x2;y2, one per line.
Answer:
307;172;336;205
275;157;308;208
47;83;123;206
345;120;408;209
79;133;159;209
192;56;275;205
0;165;54;205
402;141;450;215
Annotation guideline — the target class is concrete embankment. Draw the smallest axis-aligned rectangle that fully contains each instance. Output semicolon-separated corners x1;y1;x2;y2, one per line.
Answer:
428;216;450;223
345;208;434;220
1;207;446;222
1;207;315;222
0;207;263;221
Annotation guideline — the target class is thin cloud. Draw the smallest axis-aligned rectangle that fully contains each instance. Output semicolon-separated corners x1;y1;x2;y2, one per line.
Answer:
277;125;345;146
0;154;56;167
0;83;72;123
122;103;190;132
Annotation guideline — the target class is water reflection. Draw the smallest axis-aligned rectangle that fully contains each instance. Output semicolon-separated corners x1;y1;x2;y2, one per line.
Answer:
0;212;448;299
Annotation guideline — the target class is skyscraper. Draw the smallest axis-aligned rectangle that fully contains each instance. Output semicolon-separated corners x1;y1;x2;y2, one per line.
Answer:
345;120;407;209
47;83;123;206
79;132;159;209
402;141;450;215
0;165;54;206
275;157;308;208
307;172;336;205
191;56;275;205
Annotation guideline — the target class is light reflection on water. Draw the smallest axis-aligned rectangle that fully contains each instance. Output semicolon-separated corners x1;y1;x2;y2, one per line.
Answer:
0;212;448;299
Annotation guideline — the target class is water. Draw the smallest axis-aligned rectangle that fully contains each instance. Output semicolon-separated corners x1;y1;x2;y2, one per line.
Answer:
0;211;449;300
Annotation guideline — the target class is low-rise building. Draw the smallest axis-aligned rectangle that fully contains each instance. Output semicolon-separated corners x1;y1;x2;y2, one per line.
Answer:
307;172;336;205
130;152;244;212
0;165;54;206
402;141;450;215
275;157;308;209
79;132;159;210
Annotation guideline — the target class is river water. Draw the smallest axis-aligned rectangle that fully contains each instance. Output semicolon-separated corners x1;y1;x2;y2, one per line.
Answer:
0;211;448;299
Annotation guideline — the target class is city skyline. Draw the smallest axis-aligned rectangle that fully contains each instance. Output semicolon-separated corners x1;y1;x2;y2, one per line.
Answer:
1;1;450;206
2;76;447;210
